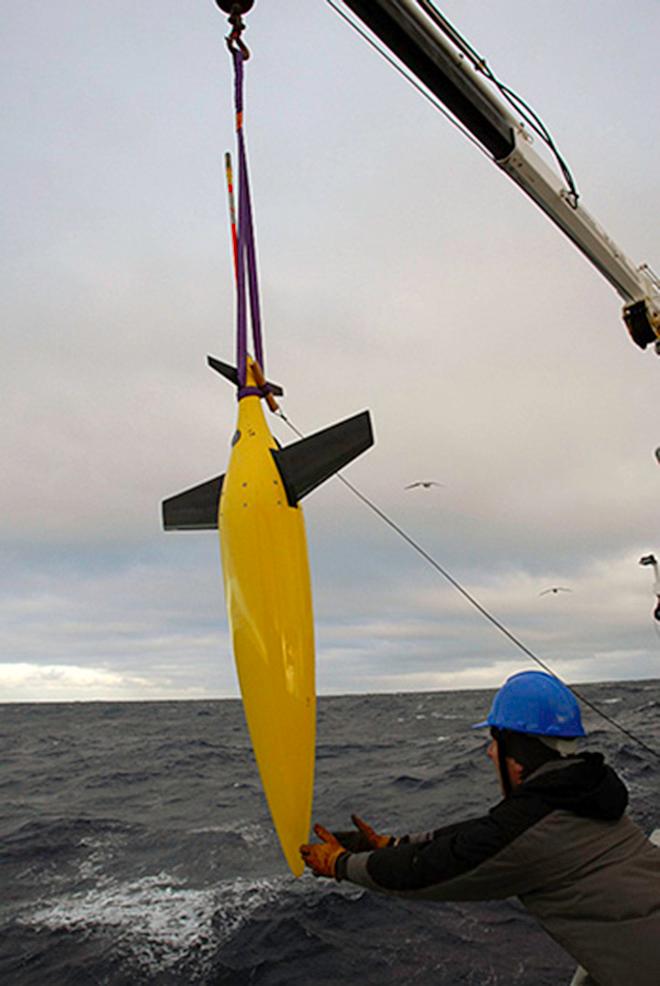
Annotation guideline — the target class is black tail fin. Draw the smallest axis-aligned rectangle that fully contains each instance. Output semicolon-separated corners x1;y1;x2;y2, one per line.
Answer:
207;355;284;396
162;475;224;530
272;410;373;506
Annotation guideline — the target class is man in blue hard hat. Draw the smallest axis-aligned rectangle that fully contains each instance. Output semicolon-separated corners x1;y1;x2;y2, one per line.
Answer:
300;670;660;986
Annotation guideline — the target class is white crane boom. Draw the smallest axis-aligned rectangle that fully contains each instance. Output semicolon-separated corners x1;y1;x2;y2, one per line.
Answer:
340;0;660;352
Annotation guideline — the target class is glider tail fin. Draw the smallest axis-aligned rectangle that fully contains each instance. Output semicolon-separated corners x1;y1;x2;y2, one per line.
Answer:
207;355;284;396
272;410;374;506
161;409;374;528
162;475;224;531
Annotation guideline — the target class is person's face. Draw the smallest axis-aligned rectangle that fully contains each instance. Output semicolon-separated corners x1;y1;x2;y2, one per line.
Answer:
487;738;502;788
487;737;523;794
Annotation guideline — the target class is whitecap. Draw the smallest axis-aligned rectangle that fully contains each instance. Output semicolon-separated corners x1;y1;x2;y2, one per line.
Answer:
188;821;266;846
20;871;285;975
75;831;128;883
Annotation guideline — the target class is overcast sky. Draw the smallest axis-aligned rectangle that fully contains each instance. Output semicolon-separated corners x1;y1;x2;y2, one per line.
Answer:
3;1;659;702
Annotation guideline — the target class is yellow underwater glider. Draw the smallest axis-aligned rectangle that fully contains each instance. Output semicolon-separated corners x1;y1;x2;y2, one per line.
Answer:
162;359;372;875
162;24;373;875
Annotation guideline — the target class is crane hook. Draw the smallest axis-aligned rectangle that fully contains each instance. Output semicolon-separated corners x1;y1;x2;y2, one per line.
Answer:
217;1;252;59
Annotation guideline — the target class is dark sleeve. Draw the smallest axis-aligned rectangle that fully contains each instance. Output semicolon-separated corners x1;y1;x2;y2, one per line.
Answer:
396;815;487;847
333;815;484;853
337;797;551;900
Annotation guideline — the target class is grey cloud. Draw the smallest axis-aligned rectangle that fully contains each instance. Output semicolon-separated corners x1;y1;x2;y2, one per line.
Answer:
2;1;659;700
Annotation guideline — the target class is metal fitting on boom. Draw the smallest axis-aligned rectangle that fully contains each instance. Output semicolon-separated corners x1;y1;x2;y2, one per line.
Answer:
215;1;254;12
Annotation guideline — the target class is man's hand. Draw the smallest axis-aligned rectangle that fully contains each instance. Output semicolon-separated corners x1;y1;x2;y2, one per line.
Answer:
332;814;394;852
300;824;348;878
350;814;393;850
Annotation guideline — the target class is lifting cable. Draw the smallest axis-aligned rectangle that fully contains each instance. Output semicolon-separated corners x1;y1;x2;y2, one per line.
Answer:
277;408;660;763
325;0;580;207
324;0;488;160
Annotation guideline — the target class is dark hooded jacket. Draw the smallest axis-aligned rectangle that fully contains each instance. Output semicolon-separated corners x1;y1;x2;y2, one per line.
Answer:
335;754;660;986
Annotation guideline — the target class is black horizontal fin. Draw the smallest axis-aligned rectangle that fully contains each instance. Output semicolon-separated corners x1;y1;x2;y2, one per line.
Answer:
207;355;284;396
162;475;223;531
207;356;238;385
272;410;373;506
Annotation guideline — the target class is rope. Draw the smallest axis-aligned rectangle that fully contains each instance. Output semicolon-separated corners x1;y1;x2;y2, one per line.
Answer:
323;0;490;161
325;0;579;206
276;407;660;762
227;37;268;399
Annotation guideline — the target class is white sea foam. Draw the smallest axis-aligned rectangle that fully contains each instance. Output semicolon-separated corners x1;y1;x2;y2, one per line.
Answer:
75;831;128;882
188;821;266;846
21;871;285;974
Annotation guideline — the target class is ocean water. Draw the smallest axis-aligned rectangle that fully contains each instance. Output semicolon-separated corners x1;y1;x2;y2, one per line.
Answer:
2;680;659;985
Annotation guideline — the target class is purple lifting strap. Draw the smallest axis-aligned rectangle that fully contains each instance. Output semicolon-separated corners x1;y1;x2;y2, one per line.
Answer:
232;49;266;399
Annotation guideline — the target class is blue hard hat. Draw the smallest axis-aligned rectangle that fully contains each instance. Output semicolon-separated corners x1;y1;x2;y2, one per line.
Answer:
473;670;586;738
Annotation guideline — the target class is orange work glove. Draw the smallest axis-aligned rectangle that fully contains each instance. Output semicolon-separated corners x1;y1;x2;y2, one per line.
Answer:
349;814;394;850
300;824;348;878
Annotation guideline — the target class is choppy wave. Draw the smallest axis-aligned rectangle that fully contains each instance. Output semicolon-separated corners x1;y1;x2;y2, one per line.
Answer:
2;681;659;985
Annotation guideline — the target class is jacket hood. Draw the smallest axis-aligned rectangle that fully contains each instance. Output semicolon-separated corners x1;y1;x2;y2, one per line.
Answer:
519;752;628;821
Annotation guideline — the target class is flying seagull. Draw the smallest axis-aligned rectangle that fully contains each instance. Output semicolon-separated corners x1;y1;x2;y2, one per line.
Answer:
539;587;572;596
405;481;444;490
